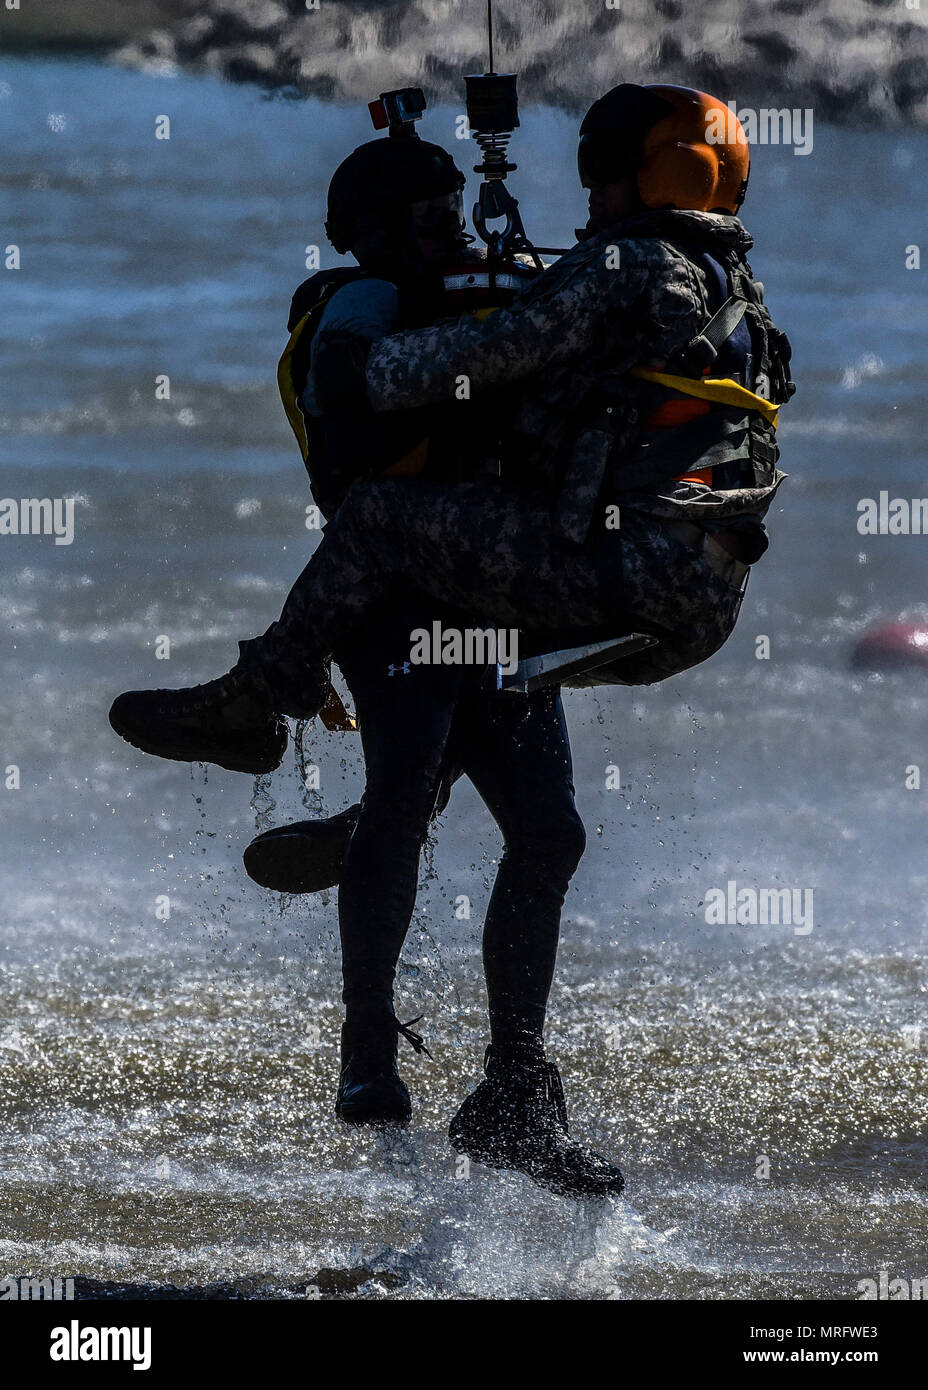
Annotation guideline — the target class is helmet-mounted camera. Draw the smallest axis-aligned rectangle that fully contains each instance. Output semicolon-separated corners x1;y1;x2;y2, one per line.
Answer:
369;88;427;138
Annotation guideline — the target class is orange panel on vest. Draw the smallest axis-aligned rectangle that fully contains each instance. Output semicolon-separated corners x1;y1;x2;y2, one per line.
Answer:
642;398;711;429
674;466;714;486
383;438;429;477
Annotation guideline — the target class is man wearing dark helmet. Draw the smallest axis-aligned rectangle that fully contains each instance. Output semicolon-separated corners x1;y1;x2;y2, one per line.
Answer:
276;130;622;1199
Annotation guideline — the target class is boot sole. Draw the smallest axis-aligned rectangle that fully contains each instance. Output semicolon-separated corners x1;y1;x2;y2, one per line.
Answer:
109;701;287;775
449;1133;625;1200
243;825;353;894
337;1108;411;1129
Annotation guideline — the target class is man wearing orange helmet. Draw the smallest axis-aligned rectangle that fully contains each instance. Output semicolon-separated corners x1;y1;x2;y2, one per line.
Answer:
578;84;751;231
111;83;794;1185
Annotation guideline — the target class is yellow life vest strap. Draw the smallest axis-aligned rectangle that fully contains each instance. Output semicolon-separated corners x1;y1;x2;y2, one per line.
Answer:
277;312;312;463
630;368;781;428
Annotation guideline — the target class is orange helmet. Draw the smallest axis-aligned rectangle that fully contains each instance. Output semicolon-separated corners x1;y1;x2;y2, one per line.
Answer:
639;85;749;213
578;83;750;215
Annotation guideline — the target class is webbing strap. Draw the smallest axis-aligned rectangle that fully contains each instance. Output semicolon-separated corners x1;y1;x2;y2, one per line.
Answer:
697;295;748;355
630;369;780;427
277;312;312;462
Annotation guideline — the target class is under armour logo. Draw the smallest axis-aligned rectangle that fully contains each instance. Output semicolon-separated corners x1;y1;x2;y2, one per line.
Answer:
388;661;411;677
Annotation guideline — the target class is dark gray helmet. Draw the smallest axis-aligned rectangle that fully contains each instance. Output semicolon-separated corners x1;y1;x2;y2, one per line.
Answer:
325;135;466;255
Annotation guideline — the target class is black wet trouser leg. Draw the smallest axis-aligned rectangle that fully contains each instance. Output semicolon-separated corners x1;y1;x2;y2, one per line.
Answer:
332;604;584;1046
454;683;585;1047
333;600;467;1015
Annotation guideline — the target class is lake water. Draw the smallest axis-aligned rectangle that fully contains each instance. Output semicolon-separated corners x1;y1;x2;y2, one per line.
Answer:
1;55;927;1299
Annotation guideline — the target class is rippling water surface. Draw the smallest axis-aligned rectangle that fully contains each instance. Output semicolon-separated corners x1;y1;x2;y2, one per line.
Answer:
1;56;928;1299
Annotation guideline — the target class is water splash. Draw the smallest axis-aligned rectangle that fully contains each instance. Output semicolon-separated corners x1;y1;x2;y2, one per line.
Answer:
250;773;276;835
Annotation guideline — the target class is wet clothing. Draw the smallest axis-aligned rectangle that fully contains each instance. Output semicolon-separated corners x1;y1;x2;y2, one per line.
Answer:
236;209;786;705
284;253;512;516
236;475;746;708
283;267;436;516
365;209;791;543
333;597;584;1042
301;277;400;418
235;212;791;1020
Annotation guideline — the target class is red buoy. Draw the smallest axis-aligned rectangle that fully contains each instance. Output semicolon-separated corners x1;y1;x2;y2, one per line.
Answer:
852;623;928;671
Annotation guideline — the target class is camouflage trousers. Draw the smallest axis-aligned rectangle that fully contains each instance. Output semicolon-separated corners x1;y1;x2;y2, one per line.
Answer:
236;478;746;715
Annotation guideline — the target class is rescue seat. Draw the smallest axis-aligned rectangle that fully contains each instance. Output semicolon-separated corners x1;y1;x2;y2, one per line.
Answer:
497;631;660;693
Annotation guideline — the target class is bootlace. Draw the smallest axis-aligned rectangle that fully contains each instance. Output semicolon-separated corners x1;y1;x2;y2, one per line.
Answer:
395;1015;433;1060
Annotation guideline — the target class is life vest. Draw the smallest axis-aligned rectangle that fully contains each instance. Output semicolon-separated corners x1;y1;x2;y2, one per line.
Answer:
606;240;794;498
277;265;373;474
277;256;539;730
277;254;539;506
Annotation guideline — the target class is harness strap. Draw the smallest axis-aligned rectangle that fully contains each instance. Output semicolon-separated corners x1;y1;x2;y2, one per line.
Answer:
630;368;781;427
700;295;749;352
609;407;760;493
668;295;748;375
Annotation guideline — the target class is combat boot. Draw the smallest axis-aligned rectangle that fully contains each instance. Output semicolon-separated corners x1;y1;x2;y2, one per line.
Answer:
449;1043;624;1199
108;666;308;774
336;1009;431;1128
244;804;361;893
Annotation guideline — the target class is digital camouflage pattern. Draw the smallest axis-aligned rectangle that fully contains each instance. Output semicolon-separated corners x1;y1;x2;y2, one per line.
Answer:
237;477;745;715
366;208;788;545
236;210;788;708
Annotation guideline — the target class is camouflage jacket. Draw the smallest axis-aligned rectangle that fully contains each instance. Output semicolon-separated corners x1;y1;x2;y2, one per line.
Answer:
366;210;790;545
